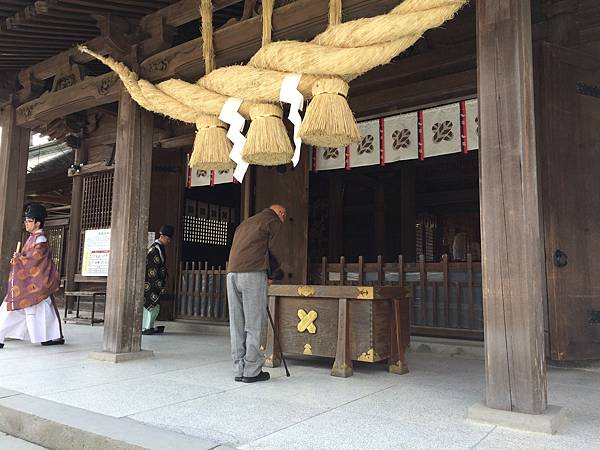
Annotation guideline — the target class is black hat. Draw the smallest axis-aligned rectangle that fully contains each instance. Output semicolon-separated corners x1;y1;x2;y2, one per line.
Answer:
25;204;47;221
159;224;174;237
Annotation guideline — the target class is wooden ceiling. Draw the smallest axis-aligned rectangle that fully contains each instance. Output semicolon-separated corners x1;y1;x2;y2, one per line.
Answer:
0;0;179;70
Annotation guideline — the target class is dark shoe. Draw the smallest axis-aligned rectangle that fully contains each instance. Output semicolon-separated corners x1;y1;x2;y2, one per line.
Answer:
155;326;165;334
0;343;4;349
142;328;156;335
41;338;65;346
242;371;270;383
234;376;243;382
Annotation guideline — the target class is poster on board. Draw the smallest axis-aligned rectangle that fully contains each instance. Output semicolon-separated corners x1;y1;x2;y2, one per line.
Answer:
81;229;157;276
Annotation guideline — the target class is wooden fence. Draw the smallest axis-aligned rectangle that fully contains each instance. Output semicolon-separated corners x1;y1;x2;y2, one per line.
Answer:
309;254;483;340
176;262;228;321
176;255;483;340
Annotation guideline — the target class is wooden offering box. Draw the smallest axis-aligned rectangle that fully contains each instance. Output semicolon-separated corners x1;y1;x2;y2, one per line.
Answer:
265;285;410;377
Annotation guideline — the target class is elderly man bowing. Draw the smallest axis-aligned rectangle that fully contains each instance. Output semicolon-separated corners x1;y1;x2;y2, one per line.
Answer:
227;204;286;383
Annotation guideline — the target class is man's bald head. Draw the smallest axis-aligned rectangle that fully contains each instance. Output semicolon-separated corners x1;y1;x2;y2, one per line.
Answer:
270;204;287;223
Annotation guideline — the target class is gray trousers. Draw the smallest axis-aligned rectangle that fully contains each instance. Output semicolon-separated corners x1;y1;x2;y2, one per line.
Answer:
226;272;268;378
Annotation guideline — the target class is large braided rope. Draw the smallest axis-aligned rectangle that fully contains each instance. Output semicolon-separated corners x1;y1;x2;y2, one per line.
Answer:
81;0;466;126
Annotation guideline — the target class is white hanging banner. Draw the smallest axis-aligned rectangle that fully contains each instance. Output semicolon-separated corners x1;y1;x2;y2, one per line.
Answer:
213;168;235;185
422;103;462;157
465;99;479;151
383;112;419;163
313;146;346;171
348;120;380;168
189;167;211;187
219;98;249;182
280;73;304;167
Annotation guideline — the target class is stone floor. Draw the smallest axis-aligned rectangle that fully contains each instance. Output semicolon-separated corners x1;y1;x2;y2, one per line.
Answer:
0;323;599;449
0;432;46;449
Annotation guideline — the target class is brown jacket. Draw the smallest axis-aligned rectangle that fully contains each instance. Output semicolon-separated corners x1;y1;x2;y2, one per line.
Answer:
228;208;282;273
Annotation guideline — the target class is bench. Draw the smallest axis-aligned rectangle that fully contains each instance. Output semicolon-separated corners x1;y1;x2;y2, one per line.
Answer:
63;291;106;326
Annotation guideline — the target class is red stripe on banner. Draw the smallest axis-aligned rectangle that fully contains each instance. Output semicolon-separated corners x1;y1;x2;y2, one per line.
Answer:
312;146;318;173
380;118;385;166
418;111;424;160
210;170;215;187
460;100;468;154
345;145;351;170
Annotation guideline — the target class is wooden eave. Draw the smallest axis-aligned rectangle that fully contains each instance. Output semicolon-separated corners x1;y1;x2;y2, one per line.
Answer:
16;0;398;127
0;0;177;70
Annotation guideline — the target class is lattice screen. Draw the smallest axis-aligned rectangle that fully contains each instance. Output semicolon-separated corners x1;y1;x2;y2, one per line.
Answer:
79;171;114;271
81;172;114;230
183;216;229;246
416;214;437;262
45;226;65;276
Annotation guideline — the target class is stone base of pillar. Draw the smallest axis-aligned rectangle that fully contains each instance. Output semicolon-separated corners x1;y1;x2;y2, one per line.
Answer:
467;402;566;434
88;350;154;363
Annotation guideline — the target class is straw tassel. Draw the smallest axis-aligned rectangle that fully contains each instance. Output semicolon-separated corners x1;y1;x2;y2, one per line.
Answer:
299;77;360;148
189;116;235;170
242;104;294;166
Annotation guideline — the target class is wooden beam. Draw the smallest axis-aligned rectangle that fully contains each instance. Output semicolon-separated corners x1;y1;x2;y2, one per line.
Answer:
477;0;547;414
102;90;154;355
141;0;397;82
16;71;121;127
0;102;30;301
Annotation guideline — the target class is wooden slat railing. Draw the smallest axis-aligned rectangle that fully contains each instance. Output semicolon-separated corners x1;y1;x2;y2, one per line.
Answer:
309;254;483;340
176;261;228;322
176;254;484;340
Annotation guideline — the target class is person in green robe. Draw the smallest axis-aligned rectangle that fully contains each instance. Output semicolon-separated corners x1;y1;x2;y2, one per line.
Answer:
142;225;173;335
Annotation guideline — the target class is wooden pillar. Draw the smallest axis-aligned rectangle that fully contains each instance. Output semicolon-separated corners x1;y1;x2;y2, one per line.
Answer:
101;90;154;356
374;180;385;257
240;165;255;221
477;0;547;413
0;103;30;301
328;174;343;260
64;146;86;296
400;166;416;261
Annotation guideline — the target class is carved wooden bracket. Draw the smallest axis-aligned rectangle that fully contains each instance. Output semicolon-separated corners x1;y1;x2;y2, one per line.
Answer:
94;15;138;57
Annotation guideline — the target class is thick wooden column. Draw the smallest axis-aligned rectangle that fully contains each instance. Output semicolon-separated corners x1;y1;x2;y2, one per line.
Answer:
477;0;547;413
0;104;30;301
101;91;153;356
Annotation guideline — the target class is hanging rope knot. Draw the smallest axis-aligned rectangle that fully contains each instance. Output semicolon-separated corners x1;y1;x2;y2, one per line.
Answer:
250;103;283;120
312;78;349;98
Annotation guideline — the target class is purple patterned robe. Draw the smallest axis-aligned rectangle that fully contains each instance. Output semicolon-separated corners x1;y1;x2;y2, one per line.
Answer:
5;232;60;311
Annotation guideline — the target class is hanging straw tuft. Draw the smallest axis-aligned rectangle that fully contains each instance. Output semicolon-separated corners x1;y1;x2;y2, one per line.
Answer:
329;0;343;26
189;115;234;170
299;77;360;147
242;104;294;166
189;0;234;170
201;0;215;74
262;0;274;47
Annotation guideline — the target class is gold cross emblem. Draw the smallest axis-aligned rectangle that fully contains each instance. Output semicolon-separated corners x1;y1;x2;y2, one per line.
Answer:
297;309;317;334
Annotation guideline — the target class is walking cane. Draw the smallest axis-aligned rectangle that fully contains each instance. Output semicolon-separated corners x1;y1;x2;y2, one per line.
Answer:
266;304;290;377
